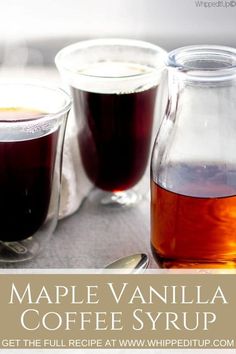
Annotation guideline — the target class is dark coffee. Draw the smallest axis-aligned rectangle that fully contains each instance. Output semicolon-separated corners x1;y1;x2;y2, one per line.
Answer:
0;108;58;242
72;62;158;191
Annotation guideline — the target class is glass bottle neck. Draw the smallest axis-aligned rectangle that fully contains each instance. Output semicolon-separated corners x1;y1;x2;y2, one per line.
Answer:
167;45;236;84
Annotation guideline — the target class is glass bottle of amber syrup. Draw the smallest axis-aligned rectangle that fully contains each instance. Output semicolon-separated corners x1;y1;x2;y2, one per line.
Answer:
151;45;236;268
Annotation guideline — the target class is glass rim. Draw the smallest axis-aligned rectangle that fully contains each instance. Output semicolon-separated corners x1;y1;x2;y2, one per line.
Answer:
55;38;167;80
0;82;72;124
167;45;236;81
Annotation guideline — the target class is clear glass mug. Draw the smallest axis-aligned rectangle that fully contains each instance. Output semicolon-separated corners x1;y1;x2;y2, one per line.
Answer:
56;39;166;207
0;83;71;262
151;45;236;269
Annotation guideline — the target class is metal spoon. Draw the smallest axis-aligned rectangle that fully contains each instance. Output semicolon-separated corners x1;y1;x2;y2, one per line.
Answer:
104;253;149;273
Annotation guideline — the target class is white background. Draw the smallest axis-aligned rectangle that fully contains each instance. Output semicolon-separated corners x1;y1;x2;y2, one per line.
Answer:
0;0;235;49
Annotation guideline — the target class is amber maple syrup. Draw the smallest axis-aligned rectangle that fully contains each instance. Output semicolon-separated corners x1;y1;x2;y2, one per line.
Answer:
151;164;236;268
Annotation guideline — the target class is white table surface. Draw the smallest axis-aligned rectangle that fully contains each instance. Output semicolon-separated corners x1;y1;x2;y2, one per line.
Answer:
3;180;153;269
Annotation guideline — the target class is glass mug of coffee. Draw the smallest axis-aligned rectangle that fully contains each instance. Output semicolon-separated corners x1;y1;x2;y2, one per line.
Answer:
0;83;71;262
151;45;236;269
56;39;166;206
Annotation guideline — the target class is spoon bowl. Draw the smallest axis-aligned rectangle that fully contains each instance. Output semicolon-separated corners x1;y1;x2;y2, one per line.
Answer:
105;253;149;273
